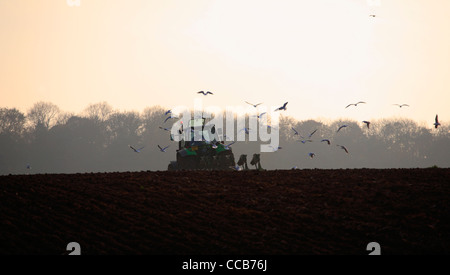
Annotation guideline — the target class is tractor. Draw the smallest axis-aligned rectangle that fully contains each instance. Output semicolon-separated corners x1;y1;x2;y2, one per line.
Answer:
167;118;236;171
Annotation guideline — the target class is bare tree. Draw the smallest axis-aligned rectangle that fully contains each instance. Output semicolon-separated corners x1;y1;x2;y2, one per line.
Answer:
83;102;113;122
26;102;61;130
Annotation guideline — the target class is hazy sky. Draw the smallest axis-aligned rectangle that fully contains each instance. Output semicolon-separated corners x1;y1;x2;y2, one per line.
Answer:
1;0;449;127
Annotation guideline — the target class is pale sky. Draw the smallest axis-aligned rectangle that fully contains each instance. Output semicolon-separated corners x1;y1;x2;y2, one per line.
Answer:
1;0;449;127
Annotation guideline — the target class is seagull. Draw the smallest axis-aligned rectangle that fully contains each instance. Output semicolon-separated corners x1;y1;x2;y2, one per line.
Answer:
362;121;371;129
308;153;315;159
129;145;145;153
159;126;170;131
394;104;409;108
308;129;318;138
269;145;282;151
245;101;263;108
369;14;376;17
26;164;31;169
345;101;366;108
164;115;175;123
157;145;170;152
257;112;267;119
337;145;349;154
198;91;213;96
275;102;288;111
321;139;331;145
337;124;348;133
224;141;236;150
434;115;441;129
239;128;251;135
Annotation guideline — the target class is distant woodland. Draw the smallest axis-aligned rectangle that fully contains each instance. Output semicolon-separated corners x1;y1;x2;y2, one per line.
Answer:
1;101;449;175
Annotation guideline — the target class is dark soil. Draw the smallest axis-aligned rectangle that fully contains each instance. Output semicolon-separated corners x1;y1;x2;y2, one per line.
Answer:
0;169;449;255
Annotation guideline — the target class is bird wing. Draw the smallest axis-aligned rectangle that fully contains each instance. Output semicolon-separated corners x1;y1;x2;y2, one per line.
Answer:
157;145;163;151
309;129;318;138
129;145;137;151
207;91;213;94
283;102;288;108
435;115;439;123
357;101;366;104
198;91;204;94
291;127;298;135
345;104;353;108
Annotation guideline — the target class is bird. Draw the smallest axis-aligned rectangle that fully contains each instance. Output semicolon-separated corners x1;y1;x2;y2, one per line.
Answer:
369;14;376;17
239;128;251;135
257;112;267;119
129;145;145;153
224;141;236;150
291;127;300;136
337;145;349;154
308;152;315;159
275;102;288;111
164;115;175;123
26;164;31;169
269;145;282;152
157;145;170;152
159;126;170;131
362;121;371;129
337;124;348;133
345;101;366;108
321;139;331;145
434;115;441;129
198;91;213;96
308;129;318;138
394;104;409;108
245;101;263;108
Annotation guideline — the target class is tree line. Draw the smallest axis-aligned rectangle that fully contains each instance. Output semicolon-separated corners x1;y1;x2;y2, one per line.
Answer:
0;101;449;175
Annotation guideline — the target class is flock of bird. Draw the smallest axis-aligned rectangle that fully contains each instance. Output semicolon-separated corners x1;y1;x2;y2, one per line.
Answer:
127;90;442;169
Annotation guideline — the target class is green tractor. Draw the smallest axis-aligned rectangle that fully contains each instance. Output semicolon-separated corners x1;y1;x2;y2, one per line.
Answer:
167;118;236;171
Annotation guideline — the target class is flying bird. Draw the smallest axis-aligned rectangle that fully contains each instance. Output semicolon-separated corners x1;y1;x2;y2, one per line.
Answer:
337;124;348;133
434;115;441;129
157;145;170;152
224;141;236;150
308;152;315;159
129;145;145;153
257;112;267;119
164;115;176;123
26;164;31;169
239;128;251;135
337;145;349;154
198;91;213;96
245;101;263;108
275;102;288;111
362;121;371;129
308;129;318;138
345;101;366;108
321;139;331;145
269;145;282;152
369;14;376;17
394;104;409;108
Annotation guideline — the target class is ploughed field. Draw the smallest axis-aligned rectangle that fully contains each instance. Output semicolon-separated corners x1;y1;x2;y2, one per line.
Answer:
0;169;449;255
